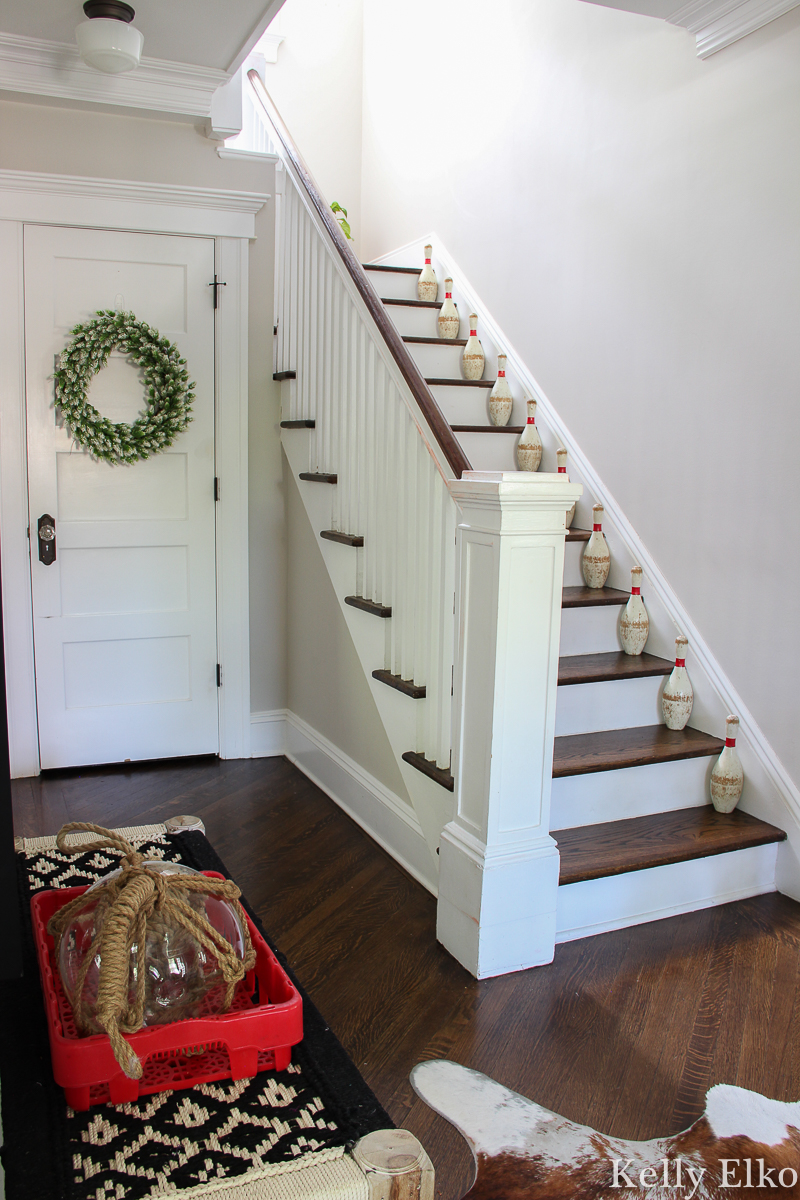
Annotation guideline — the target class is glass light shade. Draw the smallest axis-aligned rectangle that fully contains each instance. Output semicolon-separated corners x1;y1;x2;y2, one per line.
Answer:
75;18;144;73
57;860;248;1031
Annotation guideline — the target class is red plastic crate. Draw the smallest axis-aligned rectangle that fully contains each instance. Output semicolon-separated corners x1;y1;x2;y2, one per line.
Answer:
31;873;303;1111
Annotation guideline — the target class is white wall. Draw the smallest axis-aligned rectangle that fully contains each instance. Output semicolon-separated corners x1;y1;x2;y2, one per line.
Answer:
260;0;364;254
0;97;287;719
356;0;800;793
284;464;414;801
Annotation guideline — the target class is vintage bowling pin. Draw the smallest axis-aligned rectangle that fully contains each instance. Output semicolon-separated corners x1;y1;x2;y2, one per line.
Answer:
557;447;576;528
619;565;649;655
582;503;610;588
710;715;744;812
516;399;542;471
488;354;513;426
438;278;459;340
662;635;693;729
462;314;485;380
418;244;438;301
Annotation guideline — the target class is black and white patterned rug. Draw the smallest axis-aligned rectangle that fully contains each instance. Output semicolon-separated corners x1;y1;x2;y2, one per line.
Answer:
0;828;391;1200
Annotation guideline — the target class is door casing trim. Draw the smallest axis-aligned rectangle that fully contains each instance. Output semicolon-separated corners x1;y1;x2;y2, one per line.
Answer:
0;176;266;776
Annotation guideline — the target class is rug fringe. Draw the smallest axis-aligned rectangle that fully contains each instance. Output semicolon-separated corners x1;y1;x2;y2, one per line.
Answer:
16;823;168;853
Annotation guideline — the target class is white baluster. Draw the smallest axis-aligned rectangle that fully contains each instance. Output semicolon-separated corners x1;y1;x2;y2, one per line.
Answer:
363;340;377;600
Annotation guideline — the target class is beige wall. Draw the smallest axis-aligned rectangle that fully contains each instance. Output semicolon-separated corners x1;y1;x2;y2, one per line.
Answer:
0;96;287;716
284;464;412;801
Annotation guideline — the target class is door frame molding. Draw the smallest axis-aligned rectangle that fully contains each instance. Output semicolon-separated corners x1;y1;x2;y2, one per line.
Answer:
0;171;269;777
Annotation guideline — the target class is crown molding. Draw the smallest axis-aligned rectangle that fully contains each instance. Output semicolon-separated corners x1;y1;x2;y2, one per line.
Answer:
0;169;269;237
580;0;800;55
682;0;800;55
0;31;228;117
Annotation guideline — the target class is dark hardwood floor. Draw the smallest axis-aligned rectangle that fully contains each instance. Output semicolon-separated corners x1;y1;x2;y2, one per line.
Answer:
12;756;800;1200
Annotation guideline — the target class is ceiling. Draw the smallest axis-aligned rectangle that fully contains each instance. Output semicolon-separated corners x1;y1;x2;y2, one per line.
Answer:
0;0;283;73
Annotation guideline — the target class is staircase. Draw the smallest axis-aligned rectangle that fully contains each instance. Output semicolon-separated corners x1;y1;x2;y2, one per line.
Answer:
249;71;789;976
362;259;786;944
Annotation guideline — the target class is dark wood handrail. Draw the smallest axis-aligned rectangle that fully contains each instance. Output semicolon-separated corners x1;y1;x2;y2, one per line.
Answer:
247;70;471;480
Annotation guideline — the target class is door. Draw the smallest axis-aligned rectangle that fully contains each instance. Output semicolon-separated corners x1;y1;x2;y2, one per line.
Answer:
24;225;219;769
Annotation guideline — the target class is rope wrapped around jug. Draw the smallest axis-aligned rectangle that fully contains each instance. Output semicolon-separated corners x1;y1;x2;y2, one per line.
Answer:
47;822;256;1081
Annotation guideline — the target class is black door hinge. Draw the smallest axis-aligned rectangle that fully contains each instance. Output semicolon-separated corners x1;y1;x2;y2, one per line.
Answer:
208;275;227;308
214;477;220;501
216;664;222;687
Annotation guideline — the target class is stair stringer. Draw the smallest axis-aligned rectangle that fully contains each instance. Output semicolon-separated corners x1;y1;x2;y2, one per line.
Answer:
282;427;455;886
370;234;800;913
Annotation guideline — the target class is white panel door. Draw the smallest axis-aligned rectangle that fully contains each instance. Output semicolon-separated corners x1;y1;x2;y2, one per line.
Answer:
24;225;219;769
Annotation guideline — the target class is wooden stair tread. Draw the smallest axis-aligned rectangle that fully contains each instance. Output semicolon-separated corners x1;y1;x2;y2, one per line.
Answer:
373;670;426;699
402;751;454;791
382;297;442;309
566;527;591;542
555;807;786;885
404;335;467;347
451;425;523;434
273;370;296;381
364;263;422;275
558;651;673;686
562;585;629;607
299;471;337;484
426;377;492;388
553;724;724;777
281;419;315;429
320;529;363;547
344;595;392;618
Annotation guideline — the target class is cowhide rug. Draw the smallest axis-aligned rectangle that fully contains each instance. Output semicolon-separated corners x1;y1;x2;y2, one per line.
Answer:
411;1060;800;1199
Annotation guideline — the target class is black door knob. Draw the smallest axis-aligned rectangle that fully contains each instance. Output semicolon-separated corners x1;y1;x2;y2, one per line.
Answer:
37;514;56;566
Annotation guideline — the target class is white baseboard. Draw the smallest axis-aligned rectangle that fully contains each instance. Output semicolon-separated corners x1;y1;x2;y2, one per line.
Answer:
250;708;289;757
284;711;438;895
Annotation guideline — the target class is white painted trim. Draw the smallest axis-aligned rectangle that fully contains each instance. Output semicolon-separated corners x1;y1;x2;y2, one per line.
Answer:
556;842;778;942
285;711;437;895
579;0;800;56
217;149;280;163
250;709;288;756
0;222;40;778
0;174;263;776
215;237;251;761
371;233;800;872
689;0;800;55
0;170;269;240
258;34;286;64
0;32;227;117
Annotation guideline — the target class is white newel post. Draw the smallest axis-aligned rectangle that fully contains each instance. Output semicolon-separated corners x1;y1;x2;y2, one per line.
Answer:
437;471;582;979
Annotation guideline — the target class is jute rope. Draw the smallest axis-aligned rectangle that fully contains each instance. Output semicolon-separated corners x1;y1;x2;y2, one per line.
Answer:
47;822;256;1080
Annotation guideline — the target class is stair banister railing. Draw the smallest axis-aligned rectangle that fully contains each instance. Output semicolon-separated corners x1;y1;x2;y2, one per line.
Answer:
249;72;582;978
249;70;462;782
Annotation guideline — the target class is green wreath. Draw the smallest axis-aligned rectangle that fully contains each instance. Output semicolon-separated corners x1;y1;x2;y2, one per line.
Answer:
53;310;196;465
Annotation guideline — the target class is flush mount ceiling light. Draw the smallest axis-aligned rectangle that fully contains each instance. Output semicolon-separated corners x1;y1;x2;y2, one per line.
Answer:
75;0;144;74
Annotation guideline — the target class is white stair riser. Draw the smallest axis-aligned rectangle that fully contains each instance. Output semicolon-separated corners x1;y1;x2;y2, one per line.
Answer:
555;675;666;736
560;604;624;655
551;755;714;828
564;541;591;587
383;304;446;339
454;431;518;473
405;341;469;377
366;271;423;302
555;842;778;943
